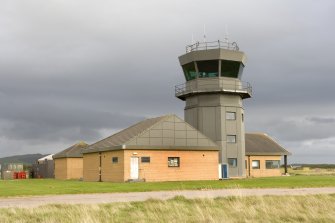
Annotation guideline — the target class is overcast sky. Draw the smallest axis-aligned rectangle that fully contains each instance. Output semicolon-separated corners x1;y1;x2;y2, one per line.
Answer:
0;0;334;163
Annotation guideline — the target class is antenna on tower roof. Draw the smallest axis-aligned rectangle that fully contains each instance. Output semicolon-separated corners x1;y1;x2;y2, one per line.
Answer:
224;24;229;44
203;24;206;42
191;33;195;45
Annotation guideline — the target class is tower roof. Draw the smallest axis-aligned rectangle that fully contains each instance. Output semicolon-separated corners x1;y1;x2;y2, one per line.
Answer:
179;47;247;66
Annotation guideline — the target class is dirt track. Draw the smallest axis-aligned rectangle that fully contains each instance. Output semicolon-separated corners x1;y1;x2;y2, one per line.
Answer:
0;187;334;208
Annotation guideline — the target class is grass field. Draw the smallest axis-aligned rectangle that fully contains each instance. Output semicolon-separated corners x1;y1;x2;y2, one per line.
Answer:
0;175;334;197
286;167;335;176
0;194;334;222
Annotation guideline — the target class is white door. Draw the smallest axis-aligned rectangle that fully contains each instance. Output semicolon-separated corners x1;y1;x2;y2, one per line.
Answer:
130;157;139;179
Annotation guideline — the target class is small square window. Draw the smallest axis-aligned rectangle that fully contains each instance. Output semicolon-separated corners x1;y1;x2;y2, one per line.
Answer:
252;160;260;169
226;112;236;120
168;157;180;167
227;135;236;143
228;158;237;167
141;157;150;163
112;157;118;163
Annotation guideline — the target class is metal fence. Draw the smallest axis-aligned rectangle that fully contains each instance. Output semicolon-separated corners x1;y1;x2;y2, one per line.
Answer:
175;80;252;97
186;40;239;52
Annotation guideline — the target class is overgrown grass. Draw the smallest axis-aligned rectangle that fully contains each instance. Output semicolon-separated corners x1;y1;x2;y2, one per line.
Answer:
0;194;334;222
0;175;334;197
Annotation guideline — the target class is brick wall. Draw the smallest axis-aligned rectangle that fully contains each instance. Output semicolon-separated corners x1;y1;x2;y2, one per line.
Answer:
54;158;67;180
101;150;125;182
66;158;83;179
245;155;282;177
83;153;100;181
83;149;218;182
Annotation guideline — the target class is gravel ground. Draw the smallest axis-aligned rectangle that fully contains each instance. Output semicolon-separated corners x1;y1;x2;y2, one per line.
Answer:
0;187;334;208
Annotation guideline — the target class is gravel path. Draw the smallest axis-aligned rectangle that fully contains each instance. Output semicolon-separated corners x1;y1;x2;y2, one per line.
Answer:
1;187;334;208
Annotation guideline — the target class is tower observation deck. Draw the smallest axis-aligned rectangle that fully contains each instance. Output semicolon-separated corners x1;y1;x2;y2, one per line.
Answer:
175;40;252;178
175;40;252;100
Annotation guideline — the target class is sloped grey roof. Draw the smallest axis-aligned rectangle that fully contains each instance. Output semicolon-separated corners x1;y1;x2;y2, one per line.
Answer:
245;133;291;156
86;116;166;152
53;142;88;159
84;114;219;154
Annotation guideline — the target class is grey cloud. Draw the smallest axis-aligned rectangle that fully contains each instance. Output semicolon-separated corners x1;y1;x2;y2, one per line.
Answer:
246;115;335;143
283;138;335;164
307;117;335;124
0;100;144;142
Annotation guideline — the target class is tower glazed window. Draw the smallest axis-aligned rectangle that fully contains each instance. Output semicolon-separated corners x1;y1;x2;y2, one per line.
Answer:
221;60;244;79
197;60;219;78
182;62;197;81
228;158;237;167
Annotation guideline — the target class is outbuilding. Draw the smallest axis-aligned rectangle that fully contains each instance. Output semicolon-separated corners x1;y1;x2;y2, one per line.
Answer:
83;115;219;182
245;133;291;177
53;142;88;180
32;154;54;178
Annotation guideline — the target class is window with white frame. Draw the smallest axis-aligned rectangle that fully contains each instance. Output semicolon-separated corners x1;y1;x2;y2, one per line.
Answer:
226;112;236;120
168;157;180;167
252;160;260;169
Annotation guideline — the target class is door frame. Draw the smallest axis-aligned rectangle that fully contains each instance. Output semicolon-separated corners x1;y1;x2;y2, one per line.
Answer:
221;163;229;179
130;156;139;180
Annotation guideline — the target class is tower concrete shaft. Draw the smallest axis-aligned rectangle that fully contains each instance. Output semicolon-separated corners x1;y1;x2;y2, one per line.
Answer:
175;41;252;177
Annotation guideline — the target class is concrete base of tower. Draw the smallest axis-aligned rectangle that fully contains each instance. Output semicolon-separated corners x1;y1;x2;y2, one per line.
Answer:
183;92;246;178
218;146;246;178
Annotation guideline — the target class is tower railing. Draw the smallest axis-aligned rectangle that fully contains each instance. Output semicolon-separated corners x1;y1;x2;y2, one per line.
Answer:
175;79;252;98
186;40;239;53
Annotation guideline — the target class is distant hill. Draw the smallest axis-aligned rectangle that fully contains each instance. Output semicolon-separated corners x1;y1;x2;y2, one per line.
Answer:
292;164;335;169
0;154;47;165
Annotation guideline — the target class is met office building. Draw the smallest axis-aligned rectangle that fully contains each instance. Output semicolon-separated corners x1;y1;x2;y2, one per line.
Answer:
54;39;290;182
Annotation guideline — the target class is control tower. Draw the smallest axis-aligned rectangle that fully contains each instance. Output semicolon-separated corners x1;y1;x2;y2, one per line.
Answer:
175;40;252;177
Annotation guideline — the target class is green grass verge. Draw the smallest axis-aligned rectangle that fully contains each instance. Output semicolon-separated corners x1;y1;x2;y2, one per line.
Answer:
0;175;334;197
1;194;335;222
